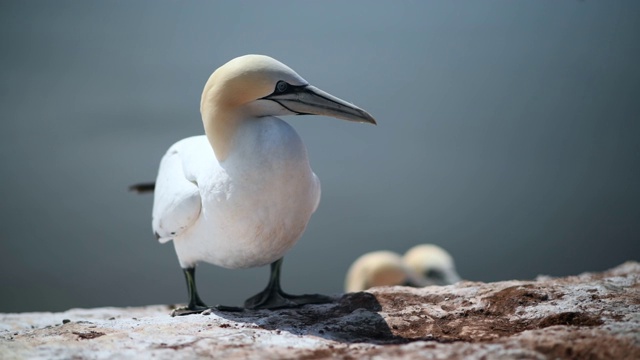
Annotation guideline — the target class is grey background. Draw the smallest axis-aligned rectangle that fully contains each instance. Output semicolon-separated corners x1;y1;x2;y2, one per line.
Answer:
1;1;638;313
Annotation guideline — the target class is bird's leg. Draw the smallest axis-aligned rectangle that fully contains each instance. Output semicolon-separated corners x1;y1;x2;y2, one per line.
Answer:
185;267;208;309
171;267;209;316
244;258;333;310
171;267;244;316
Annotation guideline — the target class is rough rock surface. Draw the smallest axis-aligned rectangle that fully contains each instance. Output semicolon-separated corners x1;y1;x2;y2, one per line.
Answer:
1;262;638;359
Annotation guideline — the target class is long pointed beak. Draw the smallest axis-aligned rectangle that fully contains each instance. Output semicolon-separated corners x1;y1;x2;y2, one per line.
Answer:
263;85;377;125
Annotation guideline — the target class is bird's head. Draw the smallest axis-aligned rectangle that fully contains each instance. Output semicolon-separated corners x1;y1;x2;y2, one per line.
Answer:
345;251;424;293
201;54;376;124
403;244;462;286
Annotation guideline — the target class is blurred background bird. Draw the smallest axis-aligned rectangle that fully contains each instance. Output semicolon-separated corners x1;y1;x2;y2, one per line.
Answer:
403;244;461;286
345;244;461;292
345;251;424;293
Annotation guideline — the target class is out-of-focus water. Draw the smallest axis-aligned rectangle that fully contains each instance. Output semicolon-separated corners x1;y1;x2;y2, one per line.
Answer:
1;1;638;312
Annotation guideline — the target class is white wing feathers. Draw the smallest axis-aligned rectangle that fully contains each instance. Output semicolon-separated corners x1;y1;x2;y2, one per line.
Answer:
152;146;202;243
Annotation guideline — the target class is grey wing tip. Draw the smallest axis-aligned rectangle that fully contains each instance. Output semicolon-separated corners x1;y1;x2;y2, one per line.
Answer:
129;182;156;194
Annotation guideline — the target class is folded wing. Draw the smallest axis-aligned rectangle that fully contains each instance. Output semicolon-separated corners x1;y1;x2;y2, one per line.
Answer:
152;145;202;243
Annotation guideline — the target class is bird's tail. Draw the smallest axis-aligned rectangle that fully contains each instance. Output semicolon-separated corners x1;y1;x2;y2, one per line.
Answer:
129;182;156;194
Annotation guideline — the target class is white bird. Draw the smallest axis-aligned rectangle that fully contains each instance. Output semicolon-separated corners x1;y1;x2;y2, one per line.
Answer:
344;251;425;293
150;55;376;315
402;244;461;286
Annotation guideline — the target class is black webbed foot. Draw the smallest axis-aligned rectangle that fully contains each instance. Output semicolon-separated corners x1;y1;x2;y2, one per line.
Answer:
244;258;333;310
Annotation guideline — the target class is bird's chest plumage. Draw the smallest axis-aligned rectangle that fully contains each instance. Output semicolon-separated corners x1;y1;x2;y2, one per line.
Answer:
182;118;320;269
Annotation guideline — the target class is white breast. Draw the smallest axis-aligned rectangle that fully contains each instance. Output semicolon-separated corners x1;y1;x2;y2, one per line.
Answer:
160;117;321;269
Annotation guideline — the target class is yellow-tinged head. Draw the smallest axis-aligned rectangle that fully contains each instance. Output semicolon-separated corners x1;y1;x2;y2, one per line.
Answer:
199;55;376;161
403;244;462;286
345;251;423;293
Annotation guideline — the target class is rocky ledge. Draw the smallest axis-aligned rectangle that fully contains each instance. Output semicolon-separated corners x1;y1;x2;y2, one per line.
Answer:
1;262;638;359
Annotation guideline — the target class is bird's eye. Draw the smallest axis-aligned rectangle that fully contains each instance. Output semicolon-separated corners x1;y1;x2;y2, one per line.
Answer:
425;269;444;280
276;81;288;93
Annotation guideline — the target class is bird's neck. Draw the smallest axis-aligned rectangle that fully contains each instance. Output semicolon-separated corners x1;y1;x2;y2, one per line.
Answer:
202;106;245;163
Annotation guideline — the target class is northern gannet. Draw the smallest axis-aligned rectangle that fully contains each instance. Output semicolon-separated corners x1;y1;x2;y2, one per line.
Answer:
150;55;375;315
344;251;426;292
402;244;461;286
344;245;462;292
